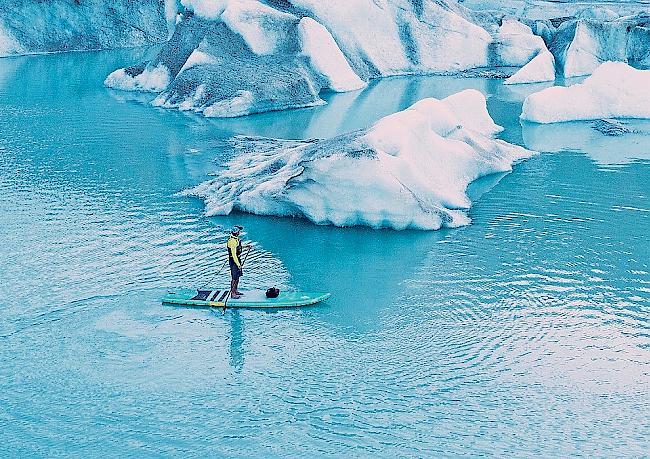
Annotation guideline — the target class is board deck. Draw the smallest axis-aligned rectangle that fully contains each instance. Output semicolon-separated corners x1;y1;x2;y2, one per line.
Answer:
162;288;331;309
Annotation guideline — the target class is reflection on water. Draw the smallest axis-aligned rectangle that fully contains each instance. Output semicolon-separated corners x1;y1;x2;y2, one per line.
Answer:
0;48;649;457
522;119;650;167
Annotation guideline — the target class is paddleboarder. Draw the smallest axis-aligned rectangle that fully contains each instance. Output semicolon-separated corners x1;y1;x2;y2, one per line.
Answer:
227;225;244;299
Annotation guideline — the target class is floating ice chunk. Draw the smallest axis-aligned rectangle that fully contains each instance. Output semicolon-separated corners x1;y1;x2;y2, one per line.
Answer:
492;18;546;67
186;90;534;230
521;62;650;123
180;0;228;19
298;17;366;92
221;0;297;55
104;64;171;93
505;50;556;85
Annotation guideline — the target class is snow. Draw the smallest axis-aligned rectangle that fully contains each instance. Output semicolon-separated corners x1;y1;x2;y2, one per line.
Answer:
104;64;171;93
178;48;218;74
180;0;228;19
289;0;492;77
298;17;366;92
186;90;534;230
492;18;546;67
521;62;650;123
203;90;254;118
165;0;180;37
505;49;556;85
221;0;297;55
576;7;619;22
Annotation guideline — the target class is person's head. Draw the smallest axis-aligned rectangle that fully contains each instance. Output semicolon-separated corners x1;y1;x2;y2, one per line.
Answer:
231;225;243;236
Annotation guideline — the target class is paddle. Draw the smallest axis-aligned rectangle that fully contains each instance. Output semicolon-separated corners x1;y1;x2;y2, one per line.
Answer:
222;244;252;314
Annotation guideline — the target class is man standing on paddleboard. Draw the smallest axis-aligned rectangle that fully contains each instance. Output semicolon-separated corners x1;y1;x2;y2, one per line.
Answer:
227;225;244;299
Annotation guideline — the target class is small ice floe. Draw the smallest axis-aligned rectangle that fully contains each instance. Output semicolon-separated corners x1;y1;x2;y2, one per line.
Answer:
521;62;650;123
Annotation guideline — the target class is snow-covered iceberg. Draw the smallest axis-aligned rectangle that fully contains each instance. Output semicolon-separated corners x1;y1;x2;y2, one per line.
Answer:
505;49;556;84
186;90;535;230
521;62;650;123
0;0;170;57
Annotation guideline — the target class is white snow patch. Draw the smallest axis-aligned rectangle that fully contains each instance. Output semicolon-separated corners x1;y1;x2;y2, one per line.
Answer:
165;0;179;37
204;90;254;117
178;48;218;74
521;62;650;123
180;0;228;19
505;50;556;85
104;64;171;93
298;17;366;92
187;89;534;230
221;0;296;55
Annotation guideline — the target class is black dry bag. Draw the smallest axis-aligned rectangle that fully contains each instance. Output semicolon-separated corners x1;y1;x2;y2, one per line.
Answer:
266;287;280;298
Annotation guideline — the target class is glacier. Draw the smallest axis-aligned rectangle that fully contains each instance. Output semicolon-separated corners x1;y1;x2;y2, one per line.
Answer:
185;90;535;230
549;13;650;78
104;0;501;117
521;62;650;123
0;0;171;57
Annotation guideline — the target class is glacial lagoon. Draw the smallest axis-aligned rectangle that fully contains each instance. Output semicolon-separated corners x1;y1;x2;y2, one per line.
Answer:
1;48;648;457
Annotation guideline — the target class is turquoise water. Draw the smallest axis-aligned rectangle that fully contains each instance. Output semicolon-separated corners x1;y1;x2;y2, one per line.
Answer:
1;49;648;457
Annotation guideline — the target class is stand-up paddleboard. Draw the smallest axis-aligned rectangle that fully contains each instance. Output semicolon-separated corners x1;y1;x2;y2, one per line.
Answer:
162;288;331;309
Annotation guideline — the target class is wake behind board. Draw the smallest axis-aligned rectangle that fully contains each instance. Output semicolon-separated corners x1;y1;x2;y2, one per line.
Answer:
162;288;331;309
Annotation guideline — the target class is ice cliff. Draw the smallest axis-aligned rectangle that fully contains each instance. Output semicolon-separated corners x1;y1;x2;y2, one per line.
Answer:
0;0;173;57
105;0;566;117
549;12;650;78
185;90;535;230
521;62;650;123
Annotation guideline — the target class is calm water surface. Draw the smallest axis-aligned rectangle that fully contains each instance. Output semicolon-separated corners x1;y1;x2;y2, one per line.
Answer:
0;49;648;457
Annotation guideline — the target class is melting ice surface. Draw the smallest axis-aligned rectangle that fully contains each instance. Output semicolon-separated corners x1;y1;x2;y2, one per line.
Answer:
0;49;649;457
188;90;534;230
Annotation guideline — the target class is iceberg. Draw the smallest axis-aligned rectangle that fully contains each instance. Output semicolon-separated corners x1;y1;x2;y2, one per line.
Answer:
521;62;650;123
505;49;556;85
186;90;535;230
491;19;546;67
